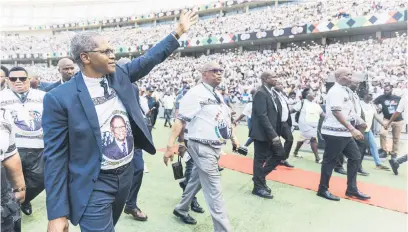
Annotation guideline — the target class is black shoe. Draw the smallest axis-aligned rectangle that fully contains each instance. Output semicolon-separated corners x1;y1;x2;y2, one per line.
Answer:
173;210;197;225
334;168;347;175
264;185;271;194
389;159;399;175
316;190;340;201
218;166;224;172
280;160;294;168
21;202;32;216
164;125;168;127
190;200;205;214
390;152;398;159
345;190;371;200
357;169;370;176
252;188;273;199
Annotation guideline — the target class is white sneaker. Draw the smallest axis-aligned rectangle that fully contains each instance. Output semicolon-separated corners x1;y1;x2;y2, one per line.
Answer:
144;164;149;173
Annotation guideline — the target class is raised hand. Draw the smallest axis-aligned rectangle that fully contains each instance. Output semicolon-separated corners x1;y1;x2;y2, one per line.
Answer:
175;10;199;36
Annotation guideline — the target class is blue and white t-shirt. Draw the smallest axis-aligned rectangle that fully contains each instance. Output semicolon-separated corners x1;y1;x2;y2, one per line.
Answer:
0;108;18;161
0;88;45;149
178;83;232;148
83;74;134;170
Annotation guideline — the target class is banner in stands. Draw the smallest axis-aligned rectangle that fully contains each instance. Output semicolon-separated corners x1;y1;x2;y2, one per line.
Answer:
237;25;307;42
307;10;406;33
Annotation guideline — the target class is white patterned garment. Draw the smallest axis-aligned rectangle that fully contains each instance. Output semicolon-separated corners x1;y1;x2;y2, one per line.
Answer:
83;74;134;170
321;82;363;137
178;83;232;148
0;108;18;161
0;88;45;148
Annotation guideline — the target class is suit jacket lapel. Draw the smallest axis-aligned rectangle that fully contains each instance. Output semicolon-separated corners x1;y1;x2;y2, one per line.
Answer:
75;72;103;155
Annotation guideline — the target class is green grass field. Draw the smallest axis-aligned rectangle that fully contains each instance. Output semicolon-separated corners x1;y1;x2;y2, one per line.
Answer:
22;120;407;232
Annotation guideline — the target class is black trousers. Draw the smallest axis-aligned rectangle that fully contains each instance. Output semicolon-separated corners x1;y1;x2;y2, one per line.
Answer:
319;135;360;192
253;140;284;189
125;149;144;210
280;121;293;161
149;109;158;127
335;139;366;170
19;148;45;204
164;109;173;126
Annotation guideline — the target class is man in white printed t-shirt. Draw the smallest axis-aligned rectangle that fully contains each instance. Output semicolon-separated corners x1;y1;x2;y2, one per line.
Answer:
318;67;371;201
164;62;239;232
0;66;45;216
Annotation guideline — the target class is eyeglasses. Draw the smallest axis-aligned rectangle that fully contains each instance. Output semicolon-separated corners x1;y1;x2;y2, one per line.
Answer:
8;77;28;82
85;48;115;56
207;69;224;73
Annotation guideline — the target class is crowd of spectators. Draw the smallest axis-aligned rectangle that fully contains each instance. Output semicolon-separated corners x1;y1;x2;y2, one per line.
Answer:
6;34;406;103
1;0;406;56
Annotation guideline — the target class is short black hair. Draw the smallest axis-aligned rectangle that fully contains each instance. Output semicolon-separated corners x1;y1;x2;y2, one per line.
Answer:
9;66;28;76
110;115;126;128
289;91;296;96
0;66;9;77
301;88;311;99
384;84;393;89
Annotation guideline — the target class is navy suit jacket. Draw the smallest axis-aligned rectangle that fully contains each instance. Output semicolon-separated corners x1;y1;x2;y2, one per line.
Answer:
44;81;61;92
42;34;179;224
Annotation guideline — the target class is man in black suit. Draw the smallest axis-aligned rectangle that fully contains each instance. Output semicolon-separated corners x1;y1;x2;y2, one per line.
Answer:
250;71;287;199
104;115;134;160
44;58;75;92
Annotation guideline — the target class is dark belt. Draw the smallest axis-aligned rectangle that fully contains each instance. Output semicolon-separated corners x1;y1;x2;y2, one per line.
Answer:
100;163;130;175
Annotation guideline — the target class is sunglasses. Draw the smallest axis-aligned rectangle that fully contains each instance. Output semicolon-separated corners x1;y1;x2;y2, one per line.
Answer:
9;77;28;82
208;69;224;73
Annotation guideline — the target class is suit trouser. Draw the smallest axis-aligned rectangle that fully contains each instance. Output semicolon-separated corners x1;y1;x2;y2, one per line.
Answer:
174;140;231;232
253;140;283;190
380;119;403;154
319;135;360;192
280;121;293;160
335;138;366;170
150;109;158;127
79;164;134;232
164;109;173;126
125;149;144;210
19;148;44;204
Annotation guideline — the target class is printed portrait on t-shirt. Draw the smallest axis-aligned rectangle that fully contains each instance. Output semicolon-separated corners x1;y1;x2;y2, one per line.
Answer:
214;106;232;141
10;109;42;132
102;114;134;162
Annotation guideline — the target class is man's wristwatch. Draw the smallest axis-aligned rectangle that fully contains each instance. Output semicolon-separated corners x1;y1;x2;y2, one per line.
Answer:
13;186;26;193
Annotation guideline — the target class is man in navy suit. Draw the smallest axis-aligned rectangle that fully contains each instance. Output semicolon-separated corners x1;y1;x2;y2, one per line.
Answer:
44;58;75;92
42;10;198;232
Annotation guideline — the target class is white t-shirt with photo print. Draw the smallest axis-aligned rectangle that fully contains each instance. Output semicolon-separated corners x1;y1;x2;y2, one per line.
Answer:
83;74;134;170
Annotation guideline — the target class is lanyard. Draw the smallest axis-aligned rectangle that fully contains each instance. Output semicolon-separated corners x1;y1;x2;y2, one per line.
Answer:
202;83;222;104
12;90;29;104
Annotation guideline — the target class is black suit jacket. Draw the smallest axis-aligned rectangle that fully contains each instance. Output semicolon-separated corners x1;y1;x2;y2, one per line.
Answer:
250;86;283;142
44;81;61;92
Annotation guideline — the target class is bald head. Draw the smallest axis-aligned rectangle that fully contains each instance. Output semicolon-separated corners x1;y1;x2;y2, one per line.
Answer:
334;67;352;86
58;58;75;82
201;62;223;88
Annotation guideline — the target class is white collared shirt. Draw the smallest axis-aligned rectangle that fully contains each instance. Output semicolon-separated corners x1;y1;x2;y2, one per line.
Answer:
322;82;361;137
178;82;232;148
274;90;289;122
